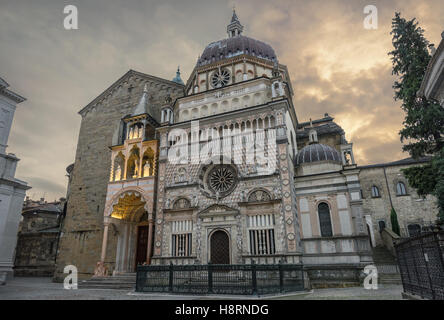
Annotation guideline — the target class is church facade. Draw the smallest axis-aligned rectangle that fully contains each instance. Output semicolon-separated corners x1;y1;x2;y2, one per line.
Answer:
55;11;438;285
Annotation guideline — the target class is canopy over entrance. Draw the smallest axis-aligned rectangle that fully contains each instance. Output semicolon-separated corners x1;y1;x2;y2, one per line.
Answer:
97;190;154;276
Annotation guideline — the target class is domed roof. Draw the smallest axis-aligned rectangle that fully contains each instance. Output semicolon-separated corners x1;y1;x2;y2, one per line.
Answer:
196;35;277;67
297;143;342;165
196;10;276;68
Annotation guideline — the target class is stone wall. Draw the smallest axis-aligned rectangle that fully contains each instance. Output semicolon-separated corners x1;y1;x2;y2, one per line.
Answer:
14;232;58;276
53;71;183;281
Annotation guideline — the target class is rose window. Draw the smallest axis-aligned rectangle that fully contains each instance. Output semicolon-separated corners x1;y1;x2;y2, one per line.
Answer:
206;165;237;197
211;69;230;88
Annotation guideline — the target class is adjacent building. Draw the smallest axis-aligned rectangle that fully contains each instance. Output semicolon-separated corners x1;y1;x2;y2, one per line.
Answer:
359;157;438;247
418;30;444;106
14;197;64;277
0;76;30;285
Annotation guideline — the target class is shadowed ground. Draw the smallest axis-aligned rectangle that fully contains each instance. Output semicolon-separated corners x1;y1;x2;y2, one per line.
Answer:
0;277;403;300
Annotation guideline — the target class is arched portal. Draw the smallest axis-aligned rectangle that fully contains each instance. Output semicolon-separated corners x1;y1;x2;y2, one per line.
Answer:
210;230;230;264
101;191;153;275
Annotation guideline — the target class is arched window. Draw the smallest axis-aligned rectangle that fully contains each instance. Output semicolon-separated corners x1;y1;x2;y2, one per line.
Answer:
396;182;407;196
371;186;380;198
126;146;140;179
318;202;333;237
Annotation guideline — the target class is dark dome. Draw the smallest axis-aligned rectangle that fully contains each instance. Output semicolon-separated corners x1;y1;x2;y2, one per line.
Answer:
197;35;277;67
297;144;342;165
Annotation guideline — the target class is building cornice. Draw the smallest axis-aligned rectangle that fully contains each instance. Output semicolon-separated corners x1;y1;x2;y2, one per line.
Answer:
0;87;26;104
418;33;444;100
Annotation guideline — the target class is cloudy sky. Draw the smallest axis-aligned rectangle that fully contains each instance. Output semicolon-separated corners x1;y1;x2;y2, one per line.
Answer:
1;0;443;201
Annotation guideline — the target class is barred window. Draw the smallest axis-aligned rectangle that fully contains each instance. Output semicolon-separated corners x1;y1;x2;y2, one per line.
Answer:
172;233;192;257
171;220;193;257
247;214;276;255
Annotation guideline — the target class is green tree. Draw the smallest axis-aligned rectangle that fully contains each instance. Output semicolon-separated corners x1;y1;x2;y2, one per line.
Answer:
388;12;444;221
390;208;401;236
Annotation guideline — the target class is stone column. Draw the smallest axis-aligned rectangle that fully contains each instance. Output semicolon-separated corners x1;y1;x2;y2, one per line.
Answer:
100;217;111;262
146;219;154;264
94;216;111;277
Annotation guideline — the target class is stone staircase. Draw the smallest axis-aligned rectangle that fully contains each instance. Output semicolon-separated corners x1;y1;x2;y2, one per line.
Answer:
79;273;136;290
378;273;402;284
372;246;402;285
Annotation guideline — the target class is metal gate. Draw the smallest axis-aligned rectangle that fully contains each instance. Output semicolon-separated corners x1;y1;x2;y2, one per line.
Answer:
395;231;444;300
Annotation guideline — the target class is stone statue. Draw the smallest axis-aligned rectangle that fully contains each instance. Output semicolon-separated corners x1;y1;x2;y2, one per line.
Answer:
115;165;121;181
93;261;108;277
165;198;171;209
237;236;242;251
273;186;281;199
240;190;246;202
133;159;139;178
143;161;151;177
192;195;199;207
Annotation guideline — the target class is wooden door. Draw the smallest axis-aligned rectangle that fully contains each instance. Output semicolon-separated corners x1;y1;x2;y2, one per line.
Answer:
135;225;148;268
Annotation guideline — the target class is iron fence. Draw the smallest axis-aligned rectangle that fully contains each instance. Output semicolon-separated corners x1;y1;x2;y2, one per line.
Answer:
136;262;305;295
395;231;444;300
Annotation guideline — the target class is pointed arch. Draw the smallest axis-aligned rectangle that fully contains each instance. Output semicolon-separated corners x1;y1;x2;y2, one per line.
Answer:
112;151;125;181
141;147;155;177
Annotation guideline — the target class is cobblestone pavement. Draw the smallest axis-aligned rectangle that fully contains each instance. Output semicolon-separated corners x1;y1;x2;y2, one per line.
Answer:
0;277;404;300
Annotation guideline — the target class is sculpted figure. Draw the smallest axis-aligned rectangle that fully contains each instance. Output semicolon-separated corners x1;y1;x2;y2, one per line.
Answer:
115;165;122;181
93;261;109;277
143;161;151;177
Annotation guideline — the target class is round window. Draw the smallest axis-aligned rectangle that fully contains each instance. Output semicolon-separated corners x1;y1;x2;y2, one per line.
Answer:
211;69;230;88
202;164;238;198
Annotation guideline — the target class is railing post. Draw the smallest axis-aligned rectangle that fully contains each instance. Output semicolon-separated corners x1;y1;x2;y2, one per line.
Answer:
135;266;140;292
301;265;305;290
252;260;257;295
433;231;444;299
208;262;213;294
168;262;173;293
434;231;444;272
278;260;284;293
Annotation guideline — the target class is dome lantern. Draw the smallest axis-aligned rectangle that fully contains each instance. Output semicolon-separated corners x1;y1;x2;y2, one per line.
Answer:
172;66;184;85
227;8;244;38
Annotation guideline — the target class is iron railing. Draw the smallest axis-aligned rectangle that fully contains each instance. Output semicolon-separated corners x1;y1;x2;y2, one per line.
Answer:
136;262;305;295
395;231;444;300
